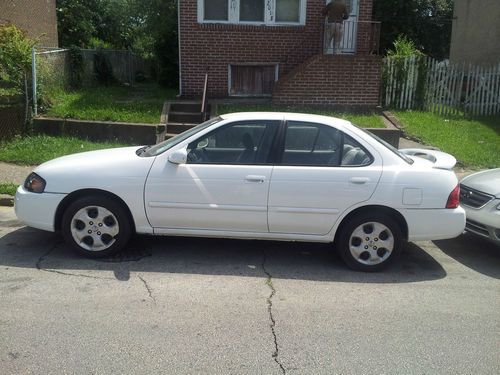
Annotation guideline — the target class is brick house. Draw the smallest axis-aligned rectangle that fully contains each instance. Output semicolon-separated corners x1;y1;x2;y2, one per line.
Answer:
1;0;58;47
178;0;381;109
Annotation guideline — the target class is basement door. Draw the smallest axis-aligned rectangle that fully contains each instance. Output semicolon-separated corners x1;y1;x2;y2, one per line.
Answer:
229;65;277;96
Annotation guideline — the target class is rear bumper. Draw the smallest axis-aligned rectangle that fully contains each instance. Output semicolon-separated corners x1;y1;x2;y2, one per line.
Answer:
15;186;66;232
401;207;466;241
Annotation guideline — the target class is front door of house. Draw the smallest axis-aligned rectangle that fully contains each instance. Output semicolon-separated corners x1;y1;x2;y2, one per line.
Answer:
229;65;277;96
325;0;359;54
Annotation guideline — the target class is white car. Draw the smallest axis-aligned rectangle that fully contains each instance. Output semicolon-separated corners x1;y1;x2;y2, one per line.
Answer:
460;168;500;245
15;113;465;271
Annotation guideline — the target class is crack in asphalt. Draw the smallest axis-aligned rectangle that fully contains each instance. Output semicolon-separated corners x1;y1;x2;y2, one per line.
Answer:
262;251;286;375
35;241;113;280
138;275;157;305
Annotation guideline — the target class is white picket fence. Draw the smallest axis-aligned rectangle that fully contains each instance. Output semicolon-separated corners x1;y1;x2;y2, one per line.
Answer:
383;55;500;117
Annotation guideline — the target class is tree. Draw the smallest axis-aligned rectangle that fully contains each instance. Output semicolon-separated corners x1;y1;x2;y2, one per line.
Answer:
373;0;454;59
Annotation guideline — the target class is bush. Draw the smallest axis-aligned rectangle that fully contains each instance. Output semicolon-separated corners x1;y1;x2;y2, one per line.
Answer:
0;24;36;92
93;49;115;85
68;46;84;89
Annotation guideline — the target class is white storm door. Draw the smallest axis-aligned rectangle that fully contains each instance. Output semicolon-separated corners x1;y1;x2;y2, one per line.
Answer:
145;163;272;232
268;121;382;235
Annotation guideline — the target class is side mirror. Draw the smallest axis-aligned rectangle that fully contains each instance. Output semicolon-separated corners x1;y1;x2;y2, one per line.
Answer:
168;149;188;165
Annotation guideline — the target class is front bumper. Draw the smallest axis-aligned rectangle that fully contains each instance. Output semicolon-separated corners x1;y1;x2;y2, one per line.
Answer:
461;198;500;245
15;186;66;232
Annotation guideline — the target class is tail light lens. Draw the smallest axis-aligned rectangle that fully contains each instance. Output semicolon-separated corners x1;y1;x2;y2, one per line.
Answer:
446;184;460;209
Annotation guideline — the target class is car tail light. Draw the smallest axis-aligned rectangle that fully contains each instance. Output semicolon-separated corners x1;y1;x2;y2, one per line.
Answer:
446;184;460;209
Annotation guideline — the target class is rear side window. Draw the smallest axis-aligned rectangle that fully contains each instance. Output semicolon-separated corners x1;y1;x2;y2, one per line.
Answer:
280;121;372;167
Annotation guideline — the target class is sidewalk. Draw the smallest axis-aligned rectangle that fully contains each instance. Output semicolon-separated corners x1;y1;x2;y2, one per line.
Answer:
0;162;36;185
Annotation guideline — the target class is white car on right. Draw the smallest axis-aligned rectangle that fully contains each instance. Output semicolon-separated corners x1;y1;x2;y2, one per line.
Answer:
460;168;500;246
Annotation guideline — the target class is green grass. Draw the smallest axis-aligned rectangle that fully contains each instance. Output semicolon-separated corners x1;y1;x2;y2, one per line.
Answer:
0;183;17;196
44;84;177;124
0;135;129;165
217;104;385;128
394;111;500;168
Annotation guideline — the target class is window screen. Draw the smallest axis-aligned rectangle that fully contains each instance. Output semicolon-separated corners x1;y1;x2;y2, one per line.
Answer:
240;0;264;22
275;0;300;22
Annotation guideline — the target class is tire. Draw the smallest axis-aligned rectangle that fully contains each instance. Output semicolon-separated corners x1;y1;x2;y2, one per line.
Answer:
61;195;132;258
337;213;403;272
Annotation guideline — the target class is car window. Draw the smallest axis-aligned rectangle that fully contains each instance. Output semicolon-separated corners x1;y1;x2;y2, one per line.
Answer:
186;120;279;164
341;134;373;167
281;121;343;166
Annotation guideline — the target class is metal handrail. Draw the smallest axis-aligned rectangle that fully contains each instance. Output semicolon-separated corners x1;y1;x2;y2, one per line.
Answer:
201;73;208;117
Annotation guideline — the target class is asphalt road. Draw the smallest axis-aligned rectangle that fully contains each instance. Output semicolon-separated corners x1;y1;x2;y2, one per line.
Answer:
0;206;499;374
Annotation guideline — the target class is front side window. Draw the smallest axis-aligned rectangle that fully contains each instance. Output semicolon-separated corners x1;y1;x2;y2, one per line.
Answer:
187;120;279;164
204;0;229;21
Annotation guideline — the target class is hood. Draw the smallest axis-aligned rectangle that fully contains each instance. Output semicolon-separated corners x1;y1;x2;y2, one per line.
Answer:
460;168;500;197
34;146;156;193
400;148;457;170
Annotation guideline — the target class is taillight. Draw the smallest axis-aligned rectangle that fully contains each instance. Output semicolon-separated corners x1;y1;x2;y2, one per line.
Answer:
446;184;460;208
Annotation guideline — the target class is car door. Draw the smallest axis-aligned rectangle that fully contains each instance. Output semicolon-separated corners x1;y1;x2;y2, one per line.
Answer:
268;120;382;235
145;120;279;232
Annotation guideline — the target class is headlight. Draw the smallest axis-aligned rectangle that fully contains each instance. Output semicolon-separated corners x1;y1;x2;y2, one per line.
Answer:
24;172;46;193
497;203;500;210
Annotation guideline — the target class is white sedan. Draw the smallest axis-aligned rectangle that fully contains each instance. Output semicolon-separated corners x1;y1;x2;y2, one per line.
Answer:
15;112;465;271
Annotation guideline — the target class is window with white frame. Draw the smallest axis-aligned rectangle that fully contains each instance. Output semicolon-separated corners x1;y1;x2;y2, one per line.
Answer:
198;0;306;25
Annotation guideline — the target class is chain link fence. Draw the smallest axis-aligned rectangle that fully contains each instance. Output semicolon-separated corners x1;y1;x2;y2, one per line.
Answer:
0;82;30;141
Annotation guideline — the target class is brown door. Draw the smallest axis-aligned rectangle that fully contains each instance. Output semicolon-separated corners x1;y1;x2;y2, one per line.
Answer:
230;65;276;96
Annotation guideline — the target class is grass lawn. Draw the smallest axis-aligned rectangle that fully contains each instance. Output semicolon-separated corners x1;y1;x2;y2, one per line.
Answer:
395;111;500;168
217;104;385;128
0;135;129;165
44;84;177;124
0;183;17;196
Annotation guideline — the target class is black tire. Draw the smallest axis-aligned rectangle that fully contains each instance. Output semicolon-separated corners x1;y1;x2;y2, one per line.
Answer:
61;195;132;258
336;213;403;272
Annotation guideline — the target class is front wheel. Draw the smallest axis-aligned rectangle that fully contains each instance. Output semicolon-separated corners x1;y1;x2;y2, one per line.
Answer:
61;195;132;258
337;213;403;272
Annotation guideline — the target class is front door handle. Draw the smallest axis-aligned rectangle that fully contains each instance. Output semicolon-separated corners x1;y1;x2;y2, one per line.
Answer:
349;177;370;184
245;175;266;183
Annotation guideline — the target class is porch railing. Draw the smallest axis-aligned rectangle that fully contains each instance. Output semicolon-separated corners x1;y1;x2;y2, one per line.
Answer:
323;20;381;55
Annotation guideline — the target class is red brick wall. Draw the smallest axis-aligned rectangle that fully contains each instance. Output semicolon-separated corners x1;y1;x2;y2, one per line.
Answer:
180;0;375;98
272;55;382;108
1;0;58;47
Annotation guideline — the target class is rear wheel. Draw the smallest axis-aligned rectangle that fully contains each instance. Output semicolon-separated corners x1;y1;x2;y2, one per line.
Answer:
62;195;132;258
337;213;402;272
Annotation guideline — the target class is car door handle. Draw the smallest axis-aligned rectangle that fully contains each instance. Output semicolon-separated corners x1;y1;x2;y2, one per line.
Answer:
349;177;370;184
245;175;266;183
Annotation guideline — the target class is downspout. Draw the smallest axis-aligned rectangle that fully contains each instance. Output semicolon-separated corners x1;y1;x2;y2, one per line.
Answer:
177;0;182;97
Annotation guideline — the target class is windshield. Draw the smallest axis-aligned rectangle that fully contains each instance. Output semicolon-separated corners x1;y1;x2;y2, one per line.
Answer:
360;128;414;164
143;117;222;157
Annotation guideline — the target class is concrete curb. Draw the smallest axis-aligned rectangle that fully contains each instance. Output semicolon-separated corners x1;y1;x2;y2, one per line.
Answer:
0;194;14;207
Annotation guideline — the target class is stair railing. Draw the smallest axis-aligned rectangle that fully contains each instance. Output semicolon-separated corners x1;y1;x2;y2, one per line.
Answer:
201;73;209;121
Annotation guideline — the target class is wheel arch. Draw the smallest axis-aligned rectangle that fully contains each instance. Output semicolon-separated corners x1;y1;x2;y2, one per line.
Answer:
333;205;409;244
54;189;136;233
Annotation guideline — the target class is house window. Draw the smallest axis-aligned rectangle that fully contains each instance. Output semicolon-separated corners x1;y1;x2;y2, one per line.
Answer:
240;0;264;22
198;0;306;25
204;0;229;21
276;0;300;22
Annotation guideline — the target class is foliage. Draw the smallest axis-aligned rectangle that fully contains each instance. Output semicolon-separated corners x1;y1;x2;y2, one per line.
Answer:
44;84;177;124
395;111;500;168
93;50;115;85
68;46;84;89
0;24;36;92
374;0;454;59
56;0;179;86
0;183;18;196
0;135;129;165
217;104;385;128
387;35;424;57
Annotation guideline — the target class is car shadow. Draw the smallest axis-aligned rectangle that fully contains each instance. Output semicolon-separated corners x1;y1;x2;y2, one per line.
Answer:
0;226;446;283
434;233;500;279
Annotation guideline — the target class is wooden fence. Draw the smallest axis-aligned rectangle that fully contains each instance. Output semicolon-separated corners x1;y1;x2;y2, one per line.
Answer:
382;56;500;117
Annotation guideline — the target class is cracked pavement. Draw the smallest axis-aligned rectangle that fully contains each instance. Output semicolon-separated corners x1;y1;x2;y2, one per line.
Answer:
1;206;499;374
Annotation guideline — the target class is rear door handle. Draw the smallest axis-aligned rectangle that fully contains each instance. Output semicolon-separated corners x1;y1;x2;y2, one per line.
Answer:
349;177;370;184
245;175;266;183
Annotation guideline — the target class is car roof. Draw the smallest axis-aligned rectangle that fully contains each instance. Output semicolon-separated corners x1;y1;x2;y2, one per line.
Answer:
219;112;353;130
